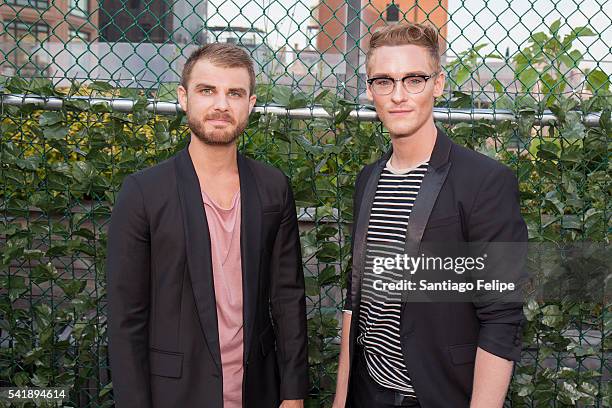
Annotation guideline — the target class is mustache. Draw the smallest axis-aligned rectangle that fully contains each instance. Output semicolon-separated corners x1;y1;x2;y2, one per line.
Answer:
205;112;234;123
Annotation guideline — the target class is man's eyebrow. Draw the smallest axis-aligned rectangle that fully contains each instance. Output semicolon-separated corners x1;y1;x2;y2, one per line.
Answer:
228;87;248;94
402;71;430;76
193;83;216;89
370;71;429;77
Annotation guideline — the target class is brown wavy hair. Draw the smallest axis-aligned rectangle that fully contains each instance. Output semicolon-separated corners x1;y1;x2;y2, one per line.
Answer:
181;43;255;95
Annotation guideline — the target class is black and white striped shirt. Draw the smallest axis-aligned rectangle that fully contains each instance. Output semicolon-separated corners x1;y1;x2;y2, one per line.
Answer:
356;158;428;397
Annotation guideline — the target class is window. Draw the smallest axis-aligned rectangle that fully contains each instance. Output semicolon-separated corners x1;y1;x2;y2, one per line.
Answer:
242;37;255;46
386;3;400;22
2;21;50;77
70;29;91;42
69;0;88;17
5;0;49;8
5;21;49;41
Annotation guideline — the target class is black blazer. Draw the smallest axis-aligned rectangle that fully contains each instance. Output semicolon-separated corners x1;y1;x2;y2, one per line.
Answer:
106;147;308;408
346;128;527;408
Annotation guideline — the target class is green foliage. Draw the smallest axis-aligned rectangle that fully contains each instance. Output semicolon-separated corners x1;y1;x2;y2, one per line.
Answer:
0;73;610;408
513;19;609;109
443;21;611;115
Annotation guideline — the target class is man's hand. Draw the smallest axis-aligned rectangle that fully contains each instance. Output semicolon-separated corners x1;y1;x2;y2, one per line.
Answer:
279;400;303;408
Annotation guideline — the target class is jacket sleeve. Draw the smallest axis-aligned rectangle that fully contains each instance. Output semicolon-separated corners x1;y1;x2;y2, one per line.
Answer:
468;166;528;362
344;167;368;312
106;175;152;407
269;177;309;400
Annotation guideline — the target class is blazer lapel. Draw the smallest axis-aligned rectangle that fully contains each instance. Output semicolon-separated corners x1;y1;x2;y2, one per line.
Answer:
350;150;390;314
404;127;453;249
237;154;261;363
401;127;452;305
174;147;221;370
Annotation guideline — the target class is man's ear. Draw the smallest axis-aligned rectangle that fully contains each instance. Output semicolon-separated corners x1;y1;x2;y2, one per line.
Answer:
249;94;257;113
433;71;446;98
177;85;188;113
366;84;373;101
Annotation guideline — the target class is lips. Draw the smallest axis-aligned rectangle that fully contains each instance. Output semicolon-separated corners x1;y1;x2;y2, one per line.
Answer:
207;119;232;126
205;115;234;126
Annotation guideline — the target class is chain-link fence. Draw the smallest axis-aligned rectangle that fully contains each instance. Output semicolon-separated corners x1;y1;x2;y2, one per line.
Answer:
0;0;610;407
1;0;610;101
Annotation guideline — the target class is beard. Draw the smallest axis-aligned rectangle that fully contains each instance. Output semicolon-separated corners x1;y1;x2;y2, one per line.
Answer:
188;111;249;146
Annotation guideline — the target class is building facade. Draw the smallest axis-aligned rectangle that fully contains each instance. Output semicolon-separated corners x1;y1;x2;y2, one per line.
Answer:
0;0;98;77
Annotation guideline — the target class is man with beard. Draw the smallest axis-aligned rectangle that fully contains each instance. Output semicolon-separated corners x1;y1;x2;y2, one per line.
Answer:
106;43;308;408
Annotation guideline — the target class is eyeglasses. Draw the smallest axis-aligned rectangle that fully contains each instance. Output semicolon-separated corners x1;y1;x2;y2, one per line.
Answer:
367;72;439;95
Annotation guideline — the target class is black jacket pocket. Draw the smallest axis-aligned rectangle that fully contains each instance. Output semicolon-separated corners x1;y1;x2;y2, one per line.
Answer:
150;348;184;378
263;204;281;213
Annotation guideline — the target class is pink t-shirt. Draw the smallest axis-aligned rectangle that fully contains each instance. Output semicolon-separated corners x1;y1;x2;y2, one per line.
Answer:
202;190;244;408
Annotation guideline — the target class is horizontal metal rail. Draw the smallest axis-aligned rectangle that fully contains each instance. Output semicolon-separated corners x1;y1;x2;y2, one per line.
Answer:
0;93;604;126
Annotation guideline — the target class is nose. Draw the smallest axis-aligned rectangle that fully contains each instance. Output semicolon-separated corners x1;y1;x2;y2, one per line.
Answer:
212;92;230;111
390;80;409;104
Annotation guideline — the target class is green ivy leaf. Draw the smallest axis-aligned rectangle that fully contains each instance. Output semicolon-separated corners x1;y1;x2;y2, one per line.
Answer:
12;371;30;387
316;242;340;263
43;125;69;140
313;89;330;104
28;78;56;96
518;67;539;91
119;87;141;99
549;19;562;36
6;76;28;93
271;86;292;106
39;112;65;127
90;81;114;92
30;263;58;284
454;65;471;86
305;276;320;297
5;275;28;302
289;91;309;109
541;304;563;328
586;69;610;94
71;161;96;183
57;279;87;298
524;299;540;321
318;265;338;286
31;371;50;387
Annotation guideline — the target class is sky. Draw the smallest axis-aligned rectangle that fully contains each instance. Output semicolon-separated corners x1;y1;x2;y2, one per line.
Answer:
445;0;611;70
203;0;611;72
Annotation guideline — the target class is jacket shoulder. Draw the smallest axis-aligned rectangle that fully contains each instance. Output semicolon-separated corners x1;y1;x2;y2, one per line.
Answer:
356;160;380;186
450;141;514;178
126;154;177;191
242;155;289;185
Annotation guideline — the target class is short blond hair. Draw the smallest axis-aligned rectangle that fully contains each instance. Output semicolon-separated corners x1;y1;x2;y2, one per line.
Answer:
366;22;441;73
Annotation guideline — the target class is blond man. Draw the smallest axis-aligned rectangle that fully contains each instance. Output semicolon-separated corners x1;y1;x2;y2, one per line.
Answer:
333;23;526;408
